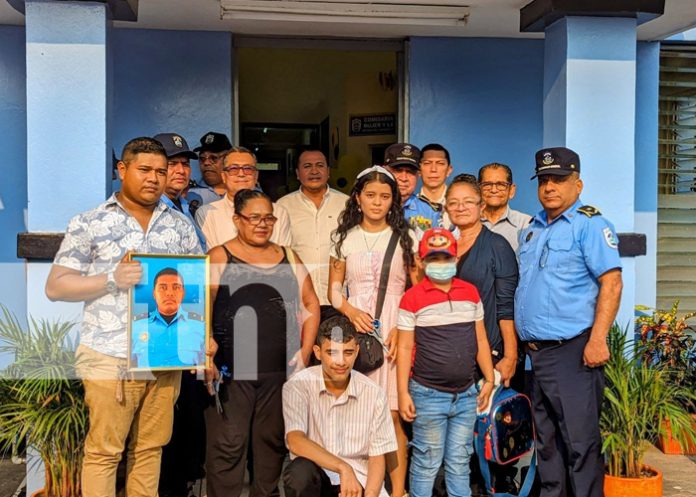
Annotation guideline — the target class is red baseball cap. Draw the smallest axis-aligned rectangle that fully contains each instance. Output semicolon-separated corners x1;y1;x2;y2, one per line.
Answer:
419;228;457;259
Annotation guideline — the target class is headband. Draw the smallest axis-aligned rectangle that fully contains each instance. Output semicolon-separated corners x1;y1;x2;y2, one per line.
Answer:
356;165;395;182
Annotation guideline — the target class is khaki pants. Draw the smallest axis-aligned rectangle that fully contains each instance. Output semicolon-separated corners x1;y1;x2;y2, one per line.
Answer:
76;345;181;497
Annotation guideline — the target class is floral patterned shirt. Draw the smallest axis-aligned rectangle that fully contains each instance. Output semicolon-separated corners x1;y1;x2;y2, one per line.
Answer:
53;194;203;358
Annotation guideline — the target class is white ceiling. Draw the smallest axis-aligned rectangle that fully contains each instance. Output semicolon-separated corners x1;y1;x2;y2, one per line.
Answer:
0;0;695;40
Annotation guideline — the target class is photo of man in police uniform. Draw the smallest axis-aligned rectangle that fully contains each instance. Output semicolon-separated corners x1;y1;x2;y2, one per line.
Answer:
130;266;206;369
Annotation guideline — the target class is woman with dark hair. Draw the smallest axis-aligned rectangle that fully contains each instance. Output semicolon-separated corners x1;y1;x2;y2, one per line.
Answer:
444;174;522;494
205;189;320;497
328;165;420;497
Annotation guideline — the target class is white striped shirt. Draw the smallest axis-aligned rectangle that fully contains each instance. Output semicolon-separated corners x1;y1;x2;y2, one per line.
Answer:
282;366;397;496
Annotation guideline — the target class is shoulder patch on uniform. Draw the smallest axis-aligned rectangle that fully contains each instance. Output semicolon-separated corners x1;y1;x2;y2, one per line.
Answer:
577;205;601;218
188;311;205;321
133;312;148;321
603;227;619;249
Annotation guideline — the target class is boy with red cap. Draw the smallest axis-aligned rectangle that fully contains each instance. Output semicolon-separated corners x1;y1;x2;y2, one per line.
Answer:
396;227;495;497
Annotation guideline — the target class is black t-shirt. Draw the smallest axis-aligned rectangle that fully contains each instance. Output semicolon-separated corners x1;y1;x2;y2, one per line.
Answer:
456;226;518;353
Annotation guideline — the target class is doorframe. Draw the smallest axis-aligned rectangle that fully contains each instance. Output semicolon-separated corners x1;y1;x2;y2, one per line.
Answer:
231;35;408;146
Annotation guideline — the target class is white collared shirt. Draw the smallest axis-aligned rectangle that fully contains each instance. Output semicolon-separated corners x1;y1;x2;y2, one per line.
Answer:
283;366;397;496
276;187;348;305
195;195;293;249
481;206;532;251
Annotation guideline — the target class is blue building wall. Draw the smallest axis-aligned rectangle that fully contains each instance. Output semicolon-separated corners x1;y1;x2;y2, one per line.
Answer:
635;41;660;309
408;37;545;215
111;28;234;185
0;25;27;329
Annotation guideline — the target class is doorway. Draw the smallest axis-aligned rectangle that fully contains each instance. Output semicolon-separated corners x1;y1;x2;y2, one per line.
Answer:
236;39;403;200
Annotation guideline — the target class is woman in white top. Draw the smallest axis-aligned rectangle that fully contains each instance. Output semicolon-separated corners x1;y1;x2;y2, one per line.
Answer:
328;165;420;497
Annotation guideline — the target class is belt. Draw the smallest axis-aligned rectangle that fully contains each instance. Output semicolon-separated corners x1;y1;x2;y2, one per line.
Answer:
525;328;590;351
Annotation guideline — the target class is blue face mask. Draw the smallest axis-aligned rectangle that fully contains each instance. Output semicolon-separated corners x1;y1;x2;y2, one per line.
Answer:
425;261;457;282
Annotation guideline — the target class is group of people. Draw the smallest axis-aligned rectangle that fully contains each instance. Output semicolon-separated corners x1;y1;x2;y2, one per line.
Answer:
45;130;623;497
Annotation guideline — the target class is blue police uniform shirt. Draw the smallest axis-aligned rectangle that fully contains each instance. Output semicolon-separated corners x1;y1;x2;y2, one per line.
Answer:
131;308;206;368
403;193;443;238
514;199;621;341
161;194;207;252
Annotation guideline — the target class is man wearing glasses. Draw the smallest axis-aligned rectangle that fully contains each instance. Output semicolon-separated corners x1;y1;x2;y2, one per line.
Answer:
478;163;531;251
188;131;231;209
195;146;292;249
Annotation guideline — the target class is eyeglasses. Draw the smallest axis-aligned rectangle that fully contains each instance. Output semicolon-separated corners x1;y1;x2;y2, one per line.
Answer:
446;199;480;210
223;165;257;176
199;153;222;163
480;181;511;191
237;213;278;226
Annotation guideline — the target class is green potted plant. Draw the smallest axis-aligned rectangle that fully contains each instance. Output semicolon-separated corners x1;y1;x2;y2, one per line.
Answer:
0;306;88;497
601;323;696;497
636;300;696;453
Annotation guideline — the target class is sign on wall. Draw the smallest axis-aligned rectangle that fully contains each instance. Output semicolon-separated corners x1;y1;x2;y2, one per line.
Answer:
349;113;396;136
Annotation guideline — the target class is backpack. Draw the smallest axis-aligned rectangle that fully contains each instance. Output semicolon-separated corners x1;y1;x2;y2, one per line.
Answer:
474;386;537;497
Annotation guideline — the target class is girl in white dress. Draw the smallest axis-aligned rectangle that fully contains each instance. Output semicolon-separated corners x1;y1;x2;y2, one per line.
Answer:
329;165;420;497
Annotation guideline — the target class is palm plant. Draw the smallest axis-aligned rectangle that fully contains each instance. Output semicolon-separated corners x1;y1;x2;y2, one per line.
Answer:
0;305;87;497
601;323;696;477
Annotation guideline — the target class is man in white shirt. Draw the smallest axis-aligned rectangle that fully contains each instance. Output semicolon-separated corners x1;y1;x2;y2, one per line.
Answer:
277;148;348;306
195;146;292;249
478;162;532;251
282;314;397;497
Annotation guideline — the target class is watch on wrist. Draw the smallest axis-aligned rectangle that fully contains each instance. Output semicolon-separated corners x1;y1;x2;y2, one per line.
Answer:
105;270;118;295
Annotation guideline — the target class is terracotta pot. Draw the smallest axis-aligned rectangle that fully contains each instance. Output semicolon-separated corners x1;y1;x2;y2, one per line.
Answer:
604;465;663;497
658;414;696;455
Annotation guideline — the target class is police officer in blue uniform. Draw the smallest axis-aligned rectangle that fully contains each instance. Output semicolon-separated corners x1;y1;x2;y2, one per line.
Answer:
133;266;209;496
515;147;623;497
131;267;206;369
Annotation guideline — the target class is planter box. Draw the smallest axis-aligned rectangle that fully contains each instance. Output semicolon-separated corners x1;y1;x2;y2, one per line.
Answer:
604;465;663;497
658;414;696;455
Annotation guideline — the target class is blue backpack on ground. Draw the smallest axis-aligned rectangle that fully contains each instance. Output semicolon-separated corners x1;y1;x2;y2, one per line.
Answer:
474;386;537;497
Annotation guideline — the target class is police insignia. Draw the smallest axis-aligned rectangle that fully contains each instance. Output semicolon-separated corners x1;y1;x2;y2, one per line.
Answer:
603;227;619;249
205;133;215;144
577;205;601;217
526;231;534;242
403;146;413;157
139;332;149;343
173;135;183;148
542;152;554;165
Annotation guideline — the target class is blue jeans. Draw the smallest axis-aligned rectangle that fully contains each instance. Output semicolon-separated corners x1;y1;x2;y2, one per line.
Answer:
409;379;478;497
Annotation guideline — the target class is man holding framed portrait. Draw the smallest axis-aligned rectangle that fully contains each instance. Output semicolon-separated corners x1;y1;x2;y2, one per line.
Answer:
45;137;207;497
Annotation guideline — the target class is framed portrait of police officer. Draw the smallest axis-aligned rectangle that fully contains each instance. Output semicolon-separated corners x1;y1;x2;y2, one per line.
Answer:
127;253;210;371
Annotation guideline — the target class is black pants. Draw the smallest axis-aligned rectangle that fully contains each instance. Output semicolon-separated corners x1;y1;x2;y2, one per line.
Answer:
283;457;342;497
205;373;286;497
159;372;208;497
528;332;604;497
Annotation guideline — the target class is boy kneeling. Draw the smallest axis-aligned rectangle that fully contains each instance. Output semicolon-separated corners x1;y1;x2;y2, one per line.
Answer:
282;314;397;497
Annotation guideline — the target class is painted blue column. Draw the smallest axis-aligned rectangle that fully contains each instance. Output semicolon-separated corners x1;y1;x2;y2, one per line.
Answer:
635;42;660;310
25;1;111;493
543;16;638;328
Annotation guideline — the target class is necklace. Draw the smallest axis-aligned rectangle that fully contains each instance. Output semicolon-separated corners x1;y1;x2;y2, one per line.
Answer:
362;226;386;253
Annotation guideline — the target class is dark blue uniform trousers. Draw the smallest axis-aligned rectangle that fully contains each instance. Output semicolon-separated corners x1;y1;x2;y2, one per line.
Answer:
528;331;605;497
